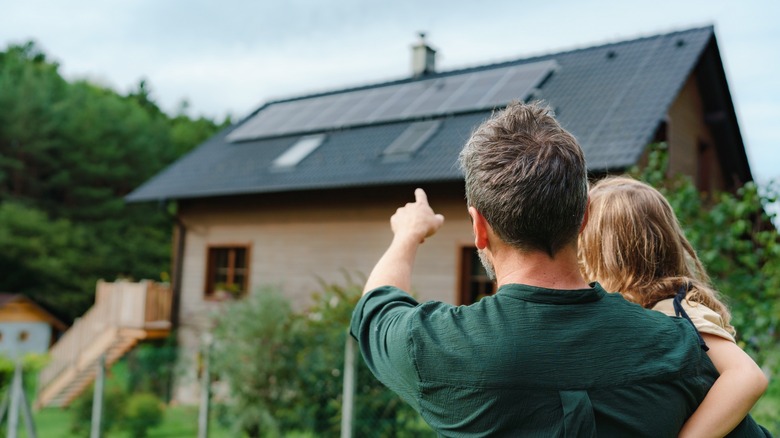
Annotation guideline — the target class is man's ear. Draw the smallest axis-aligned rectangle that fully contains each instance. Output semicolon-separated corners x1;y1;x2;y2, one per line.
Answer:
579;197;590;234
468;206;489;249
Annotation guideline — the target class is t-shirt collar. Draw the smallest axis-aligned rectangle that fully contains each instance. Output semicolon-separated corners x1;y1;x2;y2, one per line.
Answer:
497;282;606;304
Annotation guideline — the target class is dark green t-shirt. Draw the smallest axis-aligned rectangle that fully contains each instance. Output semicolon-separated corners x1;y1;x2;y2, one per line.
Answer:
350;283;770;437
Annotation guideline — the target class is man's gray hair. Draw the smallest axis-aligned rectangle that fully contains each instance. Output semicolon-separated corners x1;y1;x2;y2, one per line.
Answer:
459;101;588;257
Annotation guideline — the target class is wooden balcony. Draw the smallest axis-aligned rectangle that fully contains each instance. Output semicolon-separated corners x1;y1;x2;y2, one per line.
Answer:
36;280;172;408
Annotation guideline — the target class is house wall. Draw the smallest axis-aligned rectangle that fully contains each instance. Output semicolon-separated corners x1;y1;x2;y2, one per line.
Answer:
666;75;726;192
0;300;57;358
172;183;475;403
0;322;51;358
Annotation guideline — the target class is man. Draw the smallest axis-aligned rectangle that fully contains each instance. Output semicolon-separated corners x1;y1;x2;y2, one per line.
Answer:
350;102;765;436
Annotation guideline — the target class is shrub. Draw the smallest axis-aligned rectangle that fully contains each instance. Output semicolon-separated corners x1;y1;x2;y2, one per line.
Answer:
123;392;165;438
210;286;302;437
70;384;126;436
211;280;435;437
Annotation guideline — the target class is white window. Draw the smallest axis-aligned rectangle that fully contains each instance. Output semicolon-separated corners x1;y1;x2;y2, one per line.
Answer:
272;134;326;170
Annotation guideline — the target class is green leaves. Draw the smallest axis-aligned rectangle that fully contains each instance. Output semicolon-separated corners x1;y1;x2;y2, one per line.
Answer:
0;41;222;321
211;281;434;437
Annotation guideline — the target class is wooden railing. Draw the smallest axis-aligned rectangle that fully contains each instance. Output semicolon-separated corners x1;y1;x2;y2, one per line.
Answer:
37;280;172;397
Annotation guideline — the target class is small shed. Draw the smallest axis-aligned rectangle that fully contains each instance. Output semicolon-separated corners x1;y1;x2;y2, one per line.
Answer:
0;294;68;358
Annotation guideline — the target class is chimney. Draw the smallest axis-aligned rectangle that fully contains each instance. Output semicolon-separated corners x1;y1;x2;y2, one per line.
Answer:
411;32;436;77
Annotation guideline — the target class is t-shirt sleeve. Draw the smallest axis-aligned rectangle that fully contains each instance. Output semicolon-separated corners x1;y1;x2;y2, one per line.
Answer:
350;286;422;410
652;298;736;343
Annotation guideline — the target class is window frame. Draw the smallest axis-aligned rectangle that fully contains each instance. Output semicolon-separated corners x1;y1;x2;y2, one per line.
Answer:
204;244;252;299
457;245;496;305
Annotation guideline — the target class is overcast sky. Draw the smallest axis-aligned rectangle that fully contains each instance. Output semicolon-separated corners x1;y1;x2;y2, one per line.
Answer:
2;0;778;183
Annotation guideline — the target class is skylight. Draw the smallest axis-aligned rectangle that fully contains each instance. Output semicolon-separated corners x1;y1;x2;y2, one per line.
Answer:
382;120;441;162
272;135;326;170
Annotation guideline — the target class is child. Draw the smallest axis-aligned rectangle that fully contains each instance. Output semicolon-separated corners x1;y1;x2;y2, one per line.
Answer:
578;176;769;437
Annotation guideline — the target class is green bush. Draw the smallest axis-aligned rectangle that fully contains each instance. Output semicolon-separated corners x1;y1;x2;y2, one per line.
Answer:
0;353;47;400
123;392;165;438
70;384;126;436
126;337;177;401
295;279;435;437
210;286;301;437
210;280;435;437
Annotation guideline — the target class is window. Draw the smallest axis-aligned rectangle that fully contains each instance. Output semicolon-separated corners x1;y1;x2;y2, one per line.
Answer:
205;246;250;298
382;120;441;162
272;134;326;170
458;246;495;305
18;330;29;342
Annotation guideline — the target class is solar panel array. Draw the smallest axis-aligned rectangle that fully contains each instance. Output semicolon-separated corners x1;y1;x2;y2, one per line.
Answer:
227;59;558;142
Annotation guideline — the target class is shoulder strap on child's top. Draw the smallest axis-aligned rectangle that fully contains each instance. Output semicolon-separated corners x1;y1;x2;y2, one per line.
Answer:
673;282;710;351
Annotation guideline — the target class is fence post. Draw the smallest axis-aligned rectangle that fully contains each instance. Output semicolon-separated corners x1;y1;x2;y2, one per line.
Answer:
340;334;357;438
19;366;37;438
90;354;106;438
7;361;21;438
197;333;213;438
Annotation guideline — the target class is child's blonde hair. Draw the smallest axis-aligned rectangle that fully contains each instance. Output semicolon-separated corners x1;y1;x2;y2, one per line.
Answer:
578;176;733;332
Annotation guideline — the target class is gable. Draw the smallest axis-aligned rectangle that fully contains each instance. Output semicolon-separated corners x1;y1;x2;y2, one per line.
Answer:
0;296;68;330
128;26;734;203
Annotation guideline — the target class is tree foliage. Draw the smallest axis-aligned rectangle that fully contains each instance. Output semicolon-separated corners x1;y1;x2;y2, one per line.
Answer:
0;41;225;320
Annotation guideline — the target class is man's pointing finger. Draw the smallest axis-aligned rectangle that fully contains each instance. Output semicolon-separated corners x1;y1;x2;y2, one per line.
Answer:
415;188;428;205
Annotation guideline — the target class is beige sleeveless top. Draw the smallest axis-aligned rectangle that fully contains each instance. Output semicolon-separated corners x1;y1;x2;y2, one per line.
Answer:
653;298;736;343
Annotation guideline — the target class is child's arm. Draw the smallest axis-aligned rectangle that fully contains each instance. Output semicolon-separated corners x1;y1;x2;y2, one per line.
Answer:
678;334;768;438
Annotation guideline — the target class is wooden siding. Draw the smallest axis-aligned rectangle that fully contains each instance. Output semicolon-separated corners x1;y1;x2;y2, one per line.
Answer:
667;75;725;191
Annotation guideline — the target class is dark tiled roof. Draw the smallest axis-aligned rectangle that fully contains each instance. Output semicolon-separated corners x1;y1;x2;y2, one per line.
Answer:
128;26;718;202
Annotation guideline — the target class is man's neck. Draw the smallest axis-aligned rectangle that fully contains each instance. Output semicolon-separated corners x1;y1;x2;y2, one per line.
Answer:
493;244;590;291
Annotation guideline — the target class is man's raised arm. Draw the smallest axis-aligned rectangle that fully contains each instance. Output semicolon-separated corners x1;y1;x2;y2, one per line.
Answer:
363;188;445;294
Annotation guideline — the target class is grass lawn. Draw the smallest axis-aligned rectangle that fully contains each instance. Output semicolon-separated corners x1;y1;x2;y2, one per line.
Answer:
23;405;235;438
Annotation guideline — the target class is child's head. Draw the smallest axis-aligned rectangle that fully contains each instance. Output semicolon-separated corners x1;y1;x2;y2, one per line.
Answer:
578;176;732;328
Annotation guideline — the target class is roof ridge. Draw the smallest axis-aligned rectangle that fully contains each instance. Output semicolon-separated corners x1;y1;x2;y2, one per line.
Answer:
497;24;714;64
261;25;714;106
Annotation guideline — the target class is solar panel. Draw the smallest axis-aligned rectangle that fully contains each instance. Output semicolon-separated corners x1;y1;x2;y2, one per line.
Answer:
334;87;397;126
366;83;422;123
227;59;558;142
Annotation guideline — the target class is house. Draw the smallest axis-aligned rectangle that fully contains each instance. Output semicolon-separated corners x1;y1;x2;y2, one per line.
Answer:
0;294;67;359
127;26;753;403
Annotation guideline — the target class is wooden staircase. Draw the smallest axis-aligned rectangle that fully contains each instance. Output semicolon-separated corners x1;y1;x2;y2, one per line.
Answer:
36;280;172;408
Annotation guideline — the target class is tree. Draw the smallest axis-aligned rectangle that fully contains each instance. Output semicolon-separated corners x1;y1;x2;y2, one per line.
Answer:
0;41;223;320
0;201;92;313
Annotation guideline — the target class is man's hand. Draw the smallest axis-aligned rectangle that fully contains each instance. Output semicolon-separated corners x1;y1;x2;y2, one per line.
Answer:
391;188;445;244
363;188;445;294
